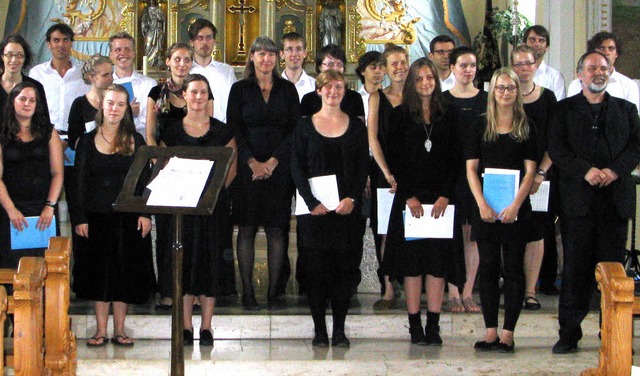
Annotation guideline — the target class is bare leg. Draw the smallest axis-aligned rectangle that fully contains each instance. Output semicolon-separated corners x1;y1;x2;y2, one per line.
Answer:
183;294;195;331
461;224;479;300
483;327;499;342
88;301;110;345
379;236;395;300
426;276;445;313
112;301;133;344
404;276;422;314
199;295;215;330
524;239;544;298
500;329;514;346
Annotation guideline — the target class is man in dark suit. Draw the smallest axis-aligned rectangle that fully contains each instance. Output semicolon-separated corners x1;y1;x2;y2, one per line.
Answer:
549;50;640;354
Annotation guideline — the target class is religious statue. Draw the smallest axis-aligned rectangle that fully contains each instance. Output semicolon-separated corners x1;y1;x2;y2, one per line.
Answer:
141;0;166;67
319;0;344;47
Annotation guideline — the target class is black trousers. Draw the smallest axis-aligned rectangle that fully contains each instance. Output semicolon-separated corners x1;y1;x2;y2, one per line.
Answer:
477;223;526;332
558;197;627;343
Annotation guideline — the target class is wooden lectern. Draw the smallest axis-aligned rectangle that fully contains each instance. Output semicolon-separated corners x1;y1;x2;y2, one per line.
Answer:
113;145;234;376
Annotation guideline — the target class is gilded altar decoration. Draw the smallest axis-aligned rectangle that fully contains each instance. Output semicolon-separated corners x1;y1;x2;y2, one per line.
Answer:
142;0;167;67
225;0;260;65
51;0;129;41
357;0;419;44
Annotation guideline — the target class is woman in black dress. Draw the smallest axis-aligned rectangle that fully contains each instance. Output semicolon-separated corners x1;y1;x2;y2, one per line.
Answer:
73;84;154;347
0;34;49;121
292;69;369;348
467;68;537;352
511;45;558;311
158;74;237;347
367;44;409;309
227;36;300;310
385;58;458;345
441;46;487;313
0;81;63;267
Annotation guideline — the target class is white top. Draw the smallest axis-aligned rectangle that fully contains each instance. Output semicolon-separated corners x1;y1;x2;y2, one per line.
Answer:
281;69;316;102
28;59;90;132
358;85;373;125
534;61;566;100
567;69;640;112
112;71;157;139
440;72;456;92
191;59;237;123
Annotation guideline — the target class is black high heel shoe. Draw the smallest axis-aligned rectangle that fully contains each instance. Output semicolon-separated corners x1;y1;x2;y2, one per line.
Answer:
183;329;194;346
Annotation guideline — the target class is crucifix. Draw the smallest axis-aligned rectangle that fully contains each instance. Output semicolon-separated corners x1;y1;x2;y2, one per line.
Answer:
228;0;256;62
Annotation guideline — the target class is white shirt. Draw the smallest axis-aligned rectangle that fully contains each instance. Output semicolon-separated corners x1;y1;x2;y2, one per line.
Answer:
358;85;373;125
567;69;640;112
440;72;456;92
112;71;157;139
534;61;566;100
191;59;237;123
29;59;90;132
281;69;316;102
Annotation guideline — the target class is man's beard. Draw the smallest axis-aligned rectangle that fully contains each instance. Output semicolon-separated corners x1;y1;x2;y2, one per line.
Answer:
587;77;608;94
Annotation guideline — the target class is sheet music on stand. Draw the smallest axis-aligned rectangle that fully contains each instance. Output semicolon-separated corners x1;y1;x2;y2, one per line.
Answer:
146;157;214;207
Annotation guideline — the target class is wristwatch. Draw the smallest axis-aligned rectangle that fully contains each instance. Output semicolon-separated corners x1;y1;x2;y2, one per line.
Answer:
536;169;547;178
45;201;57;208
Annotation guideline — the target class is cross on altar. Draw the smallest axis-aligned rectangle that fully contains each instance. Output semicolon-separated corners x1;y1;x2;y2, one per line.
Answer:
228;0;256;61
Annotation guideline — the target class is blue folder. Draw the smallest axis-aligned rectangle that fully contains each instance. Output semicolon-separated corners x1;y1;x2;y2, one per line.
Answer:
120;81;135;104
64;147;75;166
10;216;56;250
483;170;518;215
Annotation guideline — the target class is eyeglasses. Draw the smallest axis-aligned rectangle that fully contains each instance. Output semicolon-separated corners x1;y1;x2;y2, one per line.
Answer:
597;45;617;52
321;62;344;69
3;53;25;60
494;85;518;93
433;49;453;56
284;47;304;53
512;61;536;68
195;35;214;42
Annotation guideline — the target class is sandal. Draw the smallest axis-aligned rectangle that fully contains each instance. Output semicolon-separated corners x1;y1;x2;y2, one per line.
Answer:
463;297;481;313
373;298;397;310
111;334;135;347
87;336;107;347
524;296;542;310
446;298;465;313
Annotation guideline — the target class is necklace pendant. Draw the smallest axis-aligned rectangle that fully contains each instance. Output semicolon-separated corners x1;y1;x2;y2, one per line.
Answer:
424;139;432;152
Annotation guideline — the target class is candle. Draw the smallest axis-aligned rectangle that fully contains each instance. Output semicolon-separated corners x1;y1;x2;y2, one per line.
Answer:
143;56;148;76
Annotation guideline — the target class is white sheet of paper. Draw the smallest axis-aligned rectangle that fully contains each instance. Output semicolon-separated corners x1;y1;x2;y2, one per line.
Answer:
85;121;96;132
404;204;455;239
530;180;550;212
376;189;395;235
146;157;214;207
294;175;340;215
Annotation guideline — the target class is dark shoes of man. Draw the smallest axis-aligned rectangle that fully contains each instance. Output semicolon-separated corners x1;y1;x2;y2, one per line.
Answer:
552;339;578;354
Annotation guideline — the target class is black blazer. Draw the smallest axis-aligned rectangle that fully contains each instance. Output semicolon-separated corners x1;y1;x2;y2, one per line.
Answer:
548;92;640;218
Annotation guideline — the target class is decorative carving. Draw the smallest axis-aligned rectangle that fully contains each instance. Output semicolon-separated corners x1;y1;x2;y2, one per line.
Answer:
141;0;167;67
587;0;612;36
118;2;136;35
357;0;419;45
51;0;128;41
318;0;344;47
175;0;209;11
276;0;308;13
228;0;257;61
347;6;366;63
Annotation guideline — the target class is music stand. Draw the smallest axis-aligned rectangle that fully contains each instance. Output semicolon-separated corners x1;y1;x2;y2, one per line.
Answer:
113;145;234;376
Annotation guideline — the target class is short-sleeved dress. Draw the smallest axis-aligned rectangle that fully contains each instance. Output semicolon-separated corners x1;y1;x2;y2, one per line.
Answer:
160;117;234;297
523;88;557;242
0;128;57;268
72;130;155;304
226;77;301;228
384;105;460;280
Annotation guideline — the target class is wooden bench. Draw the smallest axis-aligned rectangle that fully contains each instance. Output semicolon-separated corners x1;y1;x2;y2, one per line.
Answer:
581;262;636;376
0;237;76;376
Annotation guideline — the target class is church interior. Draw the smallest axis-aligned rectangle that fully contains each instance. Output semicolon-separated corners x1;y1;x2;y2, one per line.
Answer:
1;0;640;375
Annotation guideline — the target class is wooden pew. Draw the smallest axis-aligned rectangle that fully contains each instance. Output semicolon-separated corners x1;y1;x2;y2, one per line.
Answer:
581;262;636;376
0;237;76;376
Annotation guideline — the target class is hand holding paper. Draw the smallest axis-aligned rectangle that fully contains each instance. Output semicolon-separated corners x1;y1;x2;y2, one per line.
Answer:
7;207;27;232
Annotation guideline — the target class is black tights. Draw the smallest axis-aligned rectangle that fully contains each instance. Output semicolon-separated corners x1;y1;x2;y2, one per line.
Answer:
308;283;351;335
237;225;287;299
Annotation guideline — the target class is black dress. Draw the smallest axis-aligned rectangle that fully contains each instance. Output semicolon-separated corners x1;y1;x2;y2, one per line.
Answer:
384;105;460;280
159;117;234;297
523;88;557;242
72;131;155;304
68;96;98;150
300;89;365;119
0;74;50;124
0;128;56;268
148;85;187;141
227;77;301;228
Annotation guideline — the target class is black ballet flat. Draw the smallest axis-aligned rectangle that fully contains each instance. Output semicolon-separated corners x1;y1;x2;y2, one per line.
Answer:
199;329;214;347
474;337;500;351
242;295;260;311
496;341;515;353
312;332;329;348
331;331;351;348
183;329;194;346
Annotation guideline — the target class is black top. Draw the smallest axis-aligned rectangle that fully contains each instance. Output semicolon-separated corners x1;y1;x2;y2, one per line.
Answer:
0;74;50;124
160;116;233;148
442;90;488;145
291;117;369;211
74;130;146;224
300;88;365;119
523;87;557;164
148;85;187;140
226;77;301;165
1;129;53;206
389;105;459;202
68;95;134;150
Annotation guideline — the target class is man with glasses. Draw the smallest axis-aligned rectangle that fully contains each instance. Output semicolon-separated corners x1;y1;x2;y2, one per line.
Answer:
279;32;315;102
189;18;237;123
108;32;156;140
300;44;364;119
428;35;456;91
29;23;89;135
524;25;566;100
567;32;639;111
549;51;640;354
